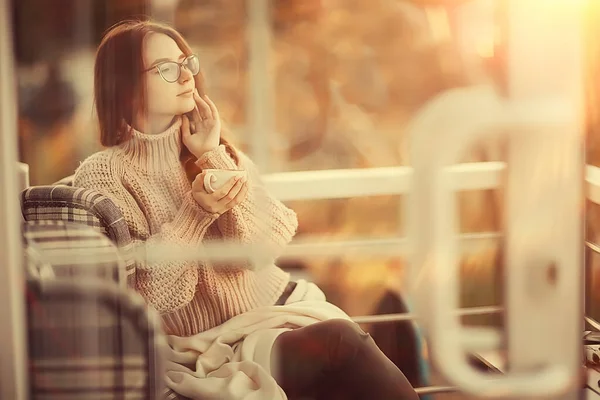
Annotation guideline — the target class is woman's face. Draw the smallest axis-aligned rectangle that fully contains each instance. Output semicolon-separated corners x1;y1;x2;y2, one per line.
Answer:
142;33;196;121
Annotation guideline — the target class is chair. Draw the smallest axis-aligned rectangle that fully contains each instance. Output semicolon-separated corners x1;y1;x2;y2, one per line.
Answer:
23;220;128;285
26;276;166;399
20;183;177;398
22;219;187;399
20;184;135;282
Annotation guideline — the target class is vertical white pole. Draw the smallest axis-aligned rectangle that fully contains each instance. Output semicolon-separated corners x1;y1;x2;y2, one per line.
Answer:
246;0;273;172
0;0;29;399
505;1;584;399
149;0;179;24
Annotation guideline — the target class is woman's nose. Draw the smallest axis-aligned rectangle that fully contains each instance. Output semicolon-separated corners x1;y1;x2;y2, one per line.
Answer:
179;66;193;83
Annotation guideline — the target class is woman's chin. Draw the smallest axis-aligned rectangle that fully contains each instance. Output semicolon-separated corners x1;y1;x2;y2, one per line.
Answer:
179;98;196;114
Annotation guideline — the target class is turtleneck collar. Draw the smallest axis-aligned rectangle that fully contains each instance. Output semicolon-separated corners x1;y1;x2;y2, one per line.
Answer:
120;117;183;172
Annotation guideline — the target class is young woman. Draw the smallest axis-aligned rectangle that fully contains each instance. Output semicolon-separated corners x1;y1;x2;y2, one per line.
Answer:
74;19;418;400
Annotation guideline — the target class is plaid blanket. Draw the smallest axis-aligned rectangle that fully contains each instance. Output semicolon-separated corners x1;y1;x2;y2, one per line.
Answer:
21;182;187;398
21;185;135;282
26;278;166;399
23;220;126;285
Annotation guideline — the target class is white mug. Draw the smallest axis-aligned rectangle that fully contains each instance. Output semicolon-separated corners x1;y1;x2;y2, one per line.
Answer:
203;169;247;194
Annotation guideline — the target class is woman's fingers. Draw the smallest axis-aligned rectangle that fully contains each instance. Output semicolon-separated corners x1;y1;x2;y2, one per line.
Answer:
225;181;249;208
194;91;212;120
211;176;240;200
181;115;191;143
191;173;248;215
191;104;201;128
192;171;206;193
204;95;220;122
218;177;246;205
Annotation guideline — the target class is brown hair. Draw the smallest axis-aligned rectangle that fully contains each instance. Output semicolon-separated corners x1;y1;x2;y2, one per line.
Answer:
94;19;237;181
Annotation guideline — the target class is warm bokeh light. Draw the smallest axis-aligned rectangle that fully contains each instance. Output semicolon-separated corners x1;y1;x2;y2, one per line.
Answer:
528;0;590;14
476;39;495;59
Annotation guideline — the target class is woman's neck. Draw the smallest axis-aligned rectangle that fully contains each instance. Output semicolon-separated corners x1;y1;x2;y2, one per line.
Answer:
132;114;178;135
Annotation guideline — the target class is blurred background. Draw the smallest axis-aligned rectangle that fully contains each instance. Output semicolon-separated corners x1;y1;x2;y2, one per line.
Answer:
9;0;600;397
11;0;504;315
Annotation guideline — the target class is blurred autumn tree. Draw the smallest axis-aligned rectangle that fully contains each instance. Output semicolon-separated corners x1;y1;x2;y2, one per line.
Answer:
11;0;506;318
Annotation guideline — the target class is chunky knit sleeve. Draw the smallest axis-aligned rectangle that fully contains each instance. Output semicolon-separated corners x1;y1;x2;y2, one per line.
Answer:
74;152;219;313
195;146;298;268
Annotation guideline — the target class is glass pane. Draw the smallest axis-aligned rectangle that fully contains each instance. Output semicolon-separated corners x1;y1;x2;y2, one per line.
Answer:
586;3;600;324
174;0;248;137
14;1;143;184
11;0;587;397
266;0;500;172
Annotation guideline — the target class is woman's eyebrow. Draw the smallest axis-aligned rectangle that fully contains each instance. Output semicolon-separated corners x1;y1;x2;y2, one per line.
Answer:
150;53;186;67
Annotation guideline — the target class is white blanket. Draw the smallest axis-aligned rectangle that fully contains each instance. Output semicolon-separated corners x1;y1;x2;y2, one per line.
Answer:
164;280;352;400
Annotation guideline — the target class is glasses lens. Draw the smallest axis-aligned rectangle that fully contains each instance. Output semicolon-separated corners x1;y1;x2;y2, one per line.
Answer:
186;55;200;76
158;62;179;82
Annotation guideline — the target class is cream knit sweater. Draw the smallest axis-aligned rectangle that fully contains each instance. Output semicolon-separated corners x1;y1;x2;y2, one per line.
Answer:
74;118;296;336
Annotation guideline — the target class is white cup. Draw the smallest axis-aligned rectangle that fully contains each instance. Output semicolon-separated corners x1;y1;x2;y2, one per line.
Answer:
203;169;247;194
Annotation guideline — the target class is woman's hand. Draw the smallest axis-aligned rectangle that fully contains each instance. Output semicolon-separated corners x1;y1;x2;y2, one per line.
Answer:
191;172;249;215
182;90;221;158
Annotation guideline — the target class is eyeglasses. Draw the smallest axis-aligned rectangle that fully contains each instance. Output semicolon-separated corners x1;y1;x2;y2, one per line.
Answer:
145;54;200;83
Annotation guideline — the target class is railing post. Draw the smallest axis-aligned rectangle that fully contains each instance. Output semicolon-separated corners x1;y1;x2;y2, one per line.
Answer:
246;0;274;172
504;2;584;399
0;0;29;398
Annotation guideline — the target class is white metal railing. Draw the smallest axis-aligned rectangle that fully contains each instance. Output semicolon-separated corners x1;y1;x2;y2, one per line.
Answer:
140;231;502;266
351;305;503;325
134;160;600;283
264;162;600;204
408;1;584;397
263;162;504;201
587;165;600;205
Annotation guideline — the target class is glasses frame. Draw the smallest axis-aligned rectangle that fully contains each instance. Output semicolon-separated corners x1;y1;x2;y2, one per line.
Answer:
144;54;200;83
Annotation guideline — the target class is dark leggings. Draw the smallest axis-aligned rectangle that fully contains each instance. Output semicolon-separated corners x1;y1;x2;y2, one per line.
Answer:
271;319;419;400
